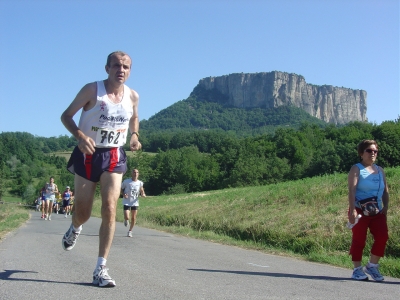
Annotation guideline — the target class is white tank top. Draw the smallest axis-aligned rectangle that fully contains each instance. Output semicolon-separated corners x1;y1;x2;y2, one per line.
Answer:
78;81;133;147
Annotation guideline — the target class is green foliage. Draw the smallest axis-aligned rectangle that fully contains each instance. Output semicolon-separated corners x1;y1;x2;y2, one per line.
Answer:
371;120;400;167
0;162;6;200
146;146;220;195
1;117;400;198
141;95;327;136
22;184;36;204
0;132;76;199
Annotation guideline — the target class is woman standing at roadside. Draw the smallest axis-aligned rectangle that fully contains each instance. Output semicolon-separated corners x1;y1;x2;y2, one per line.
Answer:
347;139;389;281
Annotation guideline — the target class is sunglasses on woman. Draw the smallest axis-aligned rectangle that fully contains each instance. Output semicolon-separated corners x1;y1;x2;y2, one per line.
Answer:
365;149;378;154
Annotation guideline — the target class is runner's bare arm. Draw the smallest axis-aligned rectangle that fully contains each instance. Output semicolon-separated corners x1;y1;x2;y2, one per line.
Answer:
140;186;146;197
61;83;97;154
129;89;141;151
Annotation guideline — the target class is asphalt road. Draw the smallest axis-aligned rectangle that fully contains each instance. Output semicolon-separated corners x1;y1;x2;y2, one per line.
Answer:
0;211;399;300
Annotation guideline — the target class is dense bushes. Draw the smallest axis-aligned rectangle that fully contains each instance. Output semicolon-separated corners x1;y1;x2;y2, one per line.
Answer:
127;120;400;195
1;118;399;198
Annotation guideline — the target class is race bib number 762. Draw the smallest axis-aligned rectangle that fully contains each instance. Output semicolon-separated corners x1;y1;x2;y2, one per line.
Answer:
95;128;125;147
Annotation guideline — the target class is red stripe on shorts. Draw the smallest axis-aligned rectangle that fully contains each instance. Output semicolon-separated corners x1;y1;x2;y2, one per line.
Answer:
84;154;93;180
109;148;118;172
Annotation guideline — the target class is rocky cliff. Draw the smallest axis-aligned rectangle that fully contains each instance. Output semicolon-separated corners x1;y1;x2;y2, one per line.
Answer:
191;72;367;125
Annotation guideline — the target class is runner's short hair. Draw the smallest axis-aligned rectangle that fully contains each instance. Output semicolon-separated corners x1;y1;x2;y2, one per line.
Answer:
106;51;131;67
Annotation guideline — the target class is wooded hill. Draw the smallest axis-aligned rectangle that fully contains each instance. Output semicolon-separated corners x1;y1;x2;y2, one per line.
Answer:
140;93;328;136
1;117;399;199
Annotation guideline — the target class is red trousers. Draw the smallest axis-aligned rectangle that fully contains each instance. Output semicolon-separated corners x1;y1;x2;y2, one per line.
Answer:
349;208;389;261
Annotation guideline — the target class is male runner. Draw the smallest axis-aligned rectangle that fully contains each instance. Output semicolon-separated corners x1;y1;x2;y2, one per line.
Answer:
62;186;73;217
60;51;141;287
121;168;146;237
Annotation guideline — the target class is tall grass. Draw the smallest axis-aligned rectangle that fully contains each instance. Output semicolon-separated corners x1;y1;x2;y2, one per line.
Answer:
95;167;400;278
0;196;30;240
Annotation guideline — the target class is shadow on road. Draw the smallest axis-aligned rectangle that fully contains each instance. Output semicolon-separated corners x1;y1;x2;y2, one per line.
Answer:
188;268;400;285
0;269;93;287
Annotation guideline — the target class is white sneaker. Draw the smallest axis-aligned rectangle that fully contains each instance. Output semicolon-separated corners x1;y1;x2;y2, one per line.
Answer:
48;215;51;221
127;231;132;237
65;214;67;218
92;266;116;287
124;220;129;227
62;224;80;251
351;266;368;281
364;265;384;281
44;214;48;220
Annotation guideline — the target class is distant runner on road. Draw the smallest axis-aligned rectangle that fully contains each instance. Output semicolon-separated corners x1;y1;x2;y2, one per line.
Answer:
121;168;146;237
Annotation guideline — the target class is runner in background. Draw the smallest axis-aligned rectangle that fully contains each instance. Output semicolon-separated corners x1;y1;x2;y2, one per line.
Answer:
121;168;146;237
35;196;42;212
54;191;62;214
44;177;58;221
41;185;47;219
62;186;73;217
69;194;74;215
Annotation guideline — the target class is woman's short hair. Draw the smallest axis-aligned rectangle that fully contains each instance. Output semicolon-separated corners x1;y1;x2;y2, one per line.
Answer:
357;139;378;156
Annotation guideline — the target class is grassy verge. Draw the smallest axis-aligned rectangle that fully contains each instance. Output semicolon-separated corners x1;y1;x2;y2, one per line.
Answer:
92;167;400;278
0;196;30;241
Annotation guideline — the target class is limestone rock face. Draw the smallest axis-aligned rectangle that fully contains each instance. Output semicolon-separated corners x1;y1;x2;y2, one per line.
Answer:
194;72;367;124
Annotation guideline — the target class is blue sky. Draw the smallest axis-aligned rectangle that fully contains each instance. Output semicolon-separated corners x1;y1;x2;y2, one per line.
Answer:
0;0;398;138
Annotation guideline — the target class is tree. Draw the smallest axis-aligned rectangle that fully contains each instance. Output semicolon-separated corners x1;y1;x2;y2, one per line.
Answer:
372;121;400;167
23;184;36;205
7;155;20;174
0;162;6;200
146;146;220;195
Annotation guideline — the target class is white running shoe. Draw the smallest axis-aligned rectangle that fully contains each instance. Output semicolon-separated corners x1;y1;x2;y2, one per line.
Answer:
48;215;51;221
351;266;368;281
92;266;116;287
65;214;67;218
124;220;129;227
364;265;384;281
127;231;133;237
62;224;80;251
44;214;48;220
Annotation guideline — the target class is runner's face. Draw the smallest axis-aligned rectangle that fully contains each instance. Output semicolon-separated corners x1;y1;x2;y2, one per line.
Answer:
132;170;139;179
106;54;131;83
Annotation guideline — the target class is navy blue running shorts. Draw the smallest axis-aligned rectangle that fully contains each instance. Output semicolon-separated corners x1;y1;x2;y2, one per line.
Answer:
123;205;138;211
67;146;127;182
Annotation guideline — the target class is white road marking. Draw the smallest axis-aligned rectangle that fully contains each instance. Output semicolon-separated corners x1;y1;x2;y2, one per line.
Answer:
248;263;269;268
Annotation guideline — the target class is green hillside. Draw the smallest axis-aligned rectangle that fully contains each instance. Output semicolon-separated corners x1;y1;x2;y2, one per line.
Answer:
140;96;327;135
